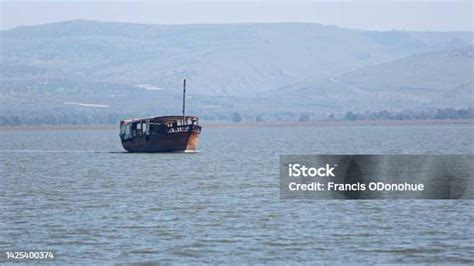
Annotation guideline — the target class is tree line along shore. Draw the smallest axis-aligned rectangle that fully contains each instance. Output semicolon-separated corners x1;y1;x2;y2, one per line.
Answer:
0;108;473;127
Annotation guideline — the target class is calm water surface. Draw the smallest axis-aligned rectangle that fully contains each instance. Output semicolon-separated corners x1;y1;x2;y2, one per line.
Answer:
1;125;473;264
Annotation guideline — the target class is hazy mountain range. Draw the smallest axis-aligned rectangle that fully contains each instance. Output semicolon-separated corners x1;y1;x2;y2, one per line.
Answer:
1;20;473;120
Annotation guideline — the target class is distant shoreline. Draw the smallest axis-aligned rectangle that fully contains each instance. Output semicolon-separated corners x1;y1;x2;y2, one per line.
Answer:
204;119;474;128
0;119;473;131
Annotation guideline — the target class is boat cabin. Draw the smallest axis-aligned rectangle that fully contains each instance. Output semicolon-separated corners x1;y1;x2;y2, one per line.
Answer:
120;116;199;141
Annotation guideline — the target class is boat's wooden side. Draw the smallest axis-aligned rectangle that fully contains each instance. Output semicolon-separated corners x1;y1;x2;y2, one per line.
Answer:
119;79;201;153
121;131;200;152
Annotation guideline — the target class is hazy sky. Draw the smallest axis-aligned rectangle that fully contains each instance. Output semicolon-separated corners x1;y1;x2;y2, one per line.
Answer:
0;0;472;31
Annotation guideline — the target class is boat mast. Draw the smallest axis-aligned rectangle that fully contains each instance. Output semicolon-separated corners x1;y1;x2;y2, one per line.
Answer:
182;79;186;122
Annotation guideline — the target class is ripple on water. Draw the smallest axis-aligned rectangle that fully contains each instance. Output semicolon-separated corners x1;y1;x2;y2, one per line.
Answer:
0;126;473;263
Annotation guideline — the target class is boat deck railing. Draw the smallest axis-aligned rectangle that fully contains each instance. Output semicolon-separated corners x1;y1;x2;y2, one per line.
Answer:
120;119;201;140
125;124;200;138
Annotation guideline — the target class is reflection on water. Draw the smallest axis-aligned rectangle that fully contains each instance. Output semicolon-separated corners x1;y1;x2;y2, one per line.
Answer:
0;125;473;264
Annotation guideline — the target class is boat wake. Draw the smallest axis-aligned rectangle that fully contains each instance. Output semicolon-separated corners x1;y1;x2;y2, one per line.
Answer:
183;150;200;153
0;149;117;153
0;149;198;154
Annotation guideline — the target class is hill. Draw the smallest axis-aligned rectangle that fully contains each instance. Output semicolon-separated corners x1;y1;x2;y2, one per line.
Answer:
272;46;474;113
0;20;473;121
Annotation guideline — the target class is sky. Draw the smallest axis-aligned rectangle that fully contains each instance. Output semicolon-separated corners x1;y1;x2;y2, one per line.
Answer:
0;0;472;31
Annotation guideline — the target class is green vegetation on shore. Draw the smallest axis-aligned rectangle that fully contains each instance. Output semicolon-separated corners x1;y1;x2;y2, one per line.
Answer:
1;108;472;126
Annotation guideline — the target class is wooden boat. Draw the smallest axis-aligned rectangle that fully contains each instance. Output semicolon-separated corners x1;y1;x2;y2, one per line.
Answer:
119;80;201;152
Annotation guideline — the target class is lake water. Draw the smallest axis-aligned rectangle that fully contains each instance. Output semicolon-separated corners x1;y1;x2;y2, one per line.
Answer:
1;125;473;264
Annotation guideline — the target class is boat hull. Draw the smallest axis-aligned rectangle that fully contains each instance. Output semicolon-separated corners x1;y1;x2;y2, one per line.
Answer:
121;131;200;152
